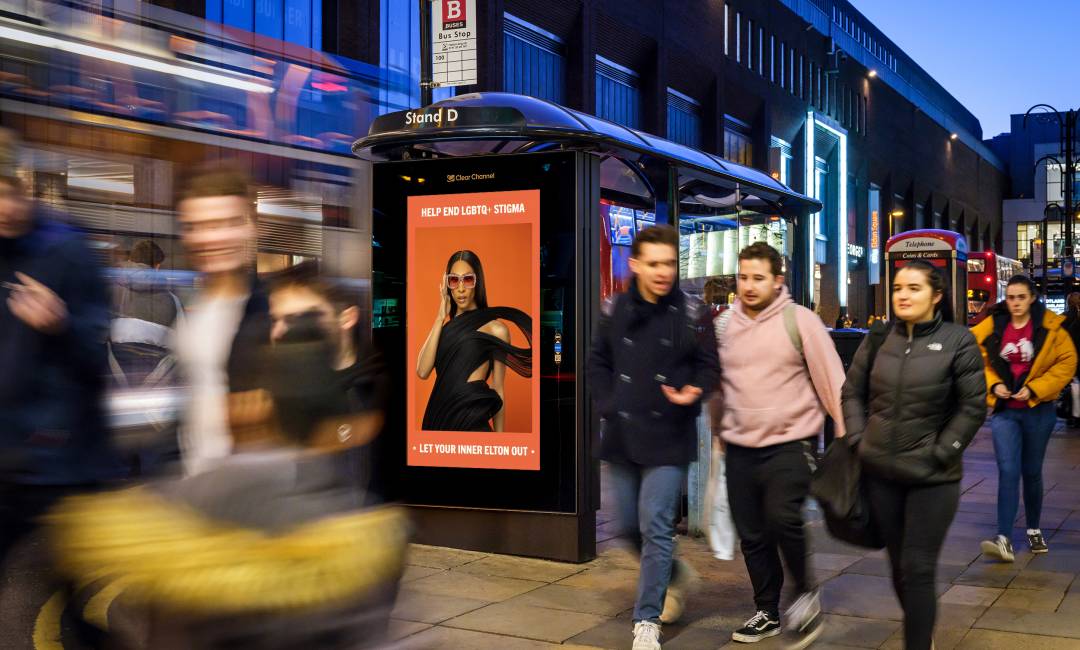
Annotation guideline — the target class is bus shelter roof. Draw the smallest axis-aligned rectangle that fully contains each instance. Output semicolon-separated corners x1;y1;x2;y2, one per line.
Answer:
352;93;821;217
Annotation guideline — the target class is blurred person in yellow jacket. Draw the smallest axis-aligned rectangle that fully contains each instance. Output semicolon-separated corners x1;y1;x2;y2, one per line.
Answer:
971;274;1076;563
44;320;408;649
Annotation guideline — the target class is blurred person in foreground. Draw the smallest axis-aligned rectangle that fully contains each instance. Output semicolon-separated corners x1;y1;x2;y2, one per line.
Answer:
173;165;269;475
46;325;409;649
0;128;114;640
268;263;387;502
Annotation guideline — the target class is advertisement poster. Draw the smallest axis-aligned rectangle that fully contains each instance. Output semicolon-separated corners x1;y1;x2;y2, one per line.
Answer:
407;190;540;470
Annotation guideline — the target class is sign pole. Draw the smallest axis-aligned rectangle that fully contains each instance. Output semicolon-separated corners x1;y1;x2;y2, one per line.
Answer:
419;0;433;107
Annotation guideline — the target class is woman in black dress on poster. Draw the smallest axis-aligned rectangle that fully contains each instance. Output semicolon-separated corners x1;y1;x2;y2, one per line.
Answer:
416;250;532;432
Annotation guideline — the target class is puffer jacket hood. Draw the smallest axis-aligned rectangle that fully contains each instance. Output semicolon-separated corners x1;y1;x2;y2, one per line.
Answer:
971;299;1077;410
841;313;987;485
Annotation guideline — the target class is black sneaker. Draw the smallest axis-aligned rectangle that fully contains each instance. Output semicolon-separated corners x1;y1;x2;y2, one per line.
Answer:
732;610;781;643
1028;530;1049;554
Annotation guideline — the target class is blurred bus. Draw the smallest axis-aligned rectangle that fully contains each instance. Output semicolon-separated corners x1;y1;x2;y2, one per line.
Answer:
966;251;1023;325
0;0;413;318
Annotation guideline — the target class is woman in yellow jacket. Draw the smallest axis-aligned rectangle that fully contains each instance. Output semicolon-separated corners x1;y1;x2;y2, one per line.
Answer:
971;275;1076;562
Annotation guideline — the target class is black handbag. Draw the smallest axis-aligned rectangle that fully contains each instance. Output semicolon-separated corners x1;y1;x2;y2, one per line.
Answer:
811;437;883;549
810;323;888;549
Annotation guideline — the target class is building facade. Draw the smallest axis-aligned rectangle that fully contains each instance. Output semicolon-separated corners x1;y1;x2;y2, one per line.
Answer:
0;0;1006;323
990;111;1080;303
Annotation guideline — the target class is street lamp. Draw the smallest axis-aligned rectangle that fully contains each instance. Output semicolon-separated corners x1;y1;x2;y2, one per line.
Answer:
1024;104;1079;293
867;69;877;78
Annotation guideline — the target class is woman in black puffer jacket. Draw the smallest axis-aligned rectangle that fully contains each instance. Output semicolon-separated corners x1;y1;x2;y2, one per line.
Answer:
841;260;986;650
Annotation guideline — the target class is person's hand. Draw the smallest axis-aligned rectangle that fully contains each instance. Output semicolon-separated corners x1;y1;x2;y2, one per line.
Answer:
436;276;451;322
992;384;1012;400
6;272;67;334
1012;387;1032;402
662;384;703;406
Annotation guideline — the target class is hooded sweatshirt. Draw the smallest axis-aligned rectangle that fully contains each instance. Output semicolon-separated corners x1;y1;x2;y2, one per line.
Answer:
719;287;846;447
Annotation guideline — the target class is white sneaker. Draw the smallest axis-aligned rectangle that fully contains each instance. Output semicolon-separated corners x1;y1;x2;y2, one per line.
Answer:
660;560;699;624
785;589;822;633
632;620;662;650
980;535;1015;562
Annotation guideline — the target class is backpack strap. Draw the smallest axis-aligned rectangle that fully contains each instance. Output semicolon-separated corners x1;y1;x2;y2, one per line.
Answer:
714;308;733;344
782;303;804;361
865;321;888;370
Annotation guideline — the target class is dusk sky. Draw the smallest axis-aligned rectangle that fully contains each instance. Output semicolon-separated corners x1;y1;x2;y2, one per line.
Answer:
854;0;1080;139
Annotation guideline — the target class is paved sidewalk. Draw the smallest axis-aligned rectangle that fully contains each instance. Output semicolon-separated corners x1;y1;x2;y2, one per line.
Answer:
388;424;1080;649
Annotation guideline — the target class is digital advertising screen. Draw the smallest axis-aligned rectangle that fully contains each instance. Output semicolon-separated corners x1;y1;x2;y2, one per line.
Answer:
407;190;541;470
372;151;579;513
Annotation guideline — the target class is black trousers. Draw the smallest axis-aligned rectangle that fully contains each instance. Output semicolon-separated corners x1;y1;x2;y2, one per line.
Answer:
863;473;959;650
726;439;816;617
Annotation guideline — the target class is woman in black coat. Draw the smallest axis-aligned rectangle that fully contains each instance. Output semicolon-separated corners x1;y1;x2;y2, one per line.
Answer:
840;260;987;650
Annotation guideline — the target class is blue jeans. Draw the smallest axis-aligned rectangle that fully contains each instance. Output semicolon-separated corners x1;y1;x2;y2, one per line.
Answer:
990;402;1056;538
608;462;687;623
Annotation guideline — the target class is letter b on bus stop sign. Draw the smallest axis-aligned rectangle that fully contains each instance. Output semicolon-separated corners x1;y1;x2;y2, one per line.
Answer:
443;0;465;28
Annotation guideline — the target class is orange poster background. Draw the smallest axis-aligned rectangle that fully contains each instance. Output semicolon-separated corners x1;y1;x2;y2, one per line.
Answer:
406;190;541;470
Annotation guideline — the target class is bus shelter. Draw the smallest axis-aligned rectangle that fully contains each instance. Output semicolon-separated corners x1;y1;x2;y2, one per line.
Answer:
352;92;821;562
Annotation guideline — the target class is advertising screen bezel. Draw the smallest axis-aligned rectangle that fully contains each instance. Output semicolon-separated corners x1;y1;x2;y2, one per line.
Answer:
372;152;580;513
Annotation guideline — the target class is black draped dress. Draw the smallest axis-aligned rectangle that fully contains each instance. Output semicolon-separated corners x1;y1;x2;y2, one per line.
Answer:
421;307;532;431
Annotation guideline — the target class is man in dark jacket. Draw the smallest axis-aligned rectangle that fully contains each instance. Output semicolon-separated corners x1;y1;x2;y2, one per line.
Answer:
588;224;719;650
0;135;114;644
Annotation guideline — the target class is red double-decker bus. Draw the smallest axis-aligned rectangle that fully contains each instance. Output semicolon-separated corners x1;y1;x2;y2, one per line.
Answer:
967;251;1024;325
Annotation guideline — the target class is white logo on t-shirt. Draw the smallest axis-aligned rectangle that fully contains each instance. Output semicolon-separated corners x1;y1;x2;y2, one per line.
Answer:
1001;338;1034;363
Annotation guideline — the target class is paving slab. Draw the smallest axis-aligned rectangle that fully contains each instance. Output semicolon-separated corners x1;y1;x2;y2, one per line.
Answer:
406;571;545;602
452;554;587;583
974;606;1080;639
956;628;1080;649
391;588;492;624
880;625;969;650
406;544;490;570
443;600;608;643
386;619;432;641
939;585;1003;608
815;614;900;648
402;625;599;649
991;587;1066;612
507;583;635;617
400;565;444;583
1009;568;1077;591
821;574;903;620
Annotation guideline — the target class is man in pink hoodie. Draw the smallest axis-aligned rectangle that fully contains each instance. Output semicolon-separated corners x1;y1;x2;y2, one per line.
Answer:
717;242;846;645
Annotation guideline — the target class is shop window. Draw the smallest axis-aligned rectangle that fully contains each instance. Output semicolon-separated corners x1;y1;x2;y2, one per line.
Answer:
504;14;566;103
723;116;754;167
769;136;792;186
595;57;641;129
1046;162;1080;204
667;89;703;149
1015;222;1040;260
